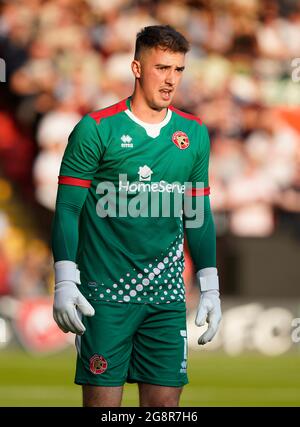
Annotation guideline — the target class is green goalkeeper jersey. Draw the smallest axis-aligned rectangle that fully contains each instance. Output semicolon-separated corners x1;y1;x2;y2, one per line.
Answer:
54;97;211;304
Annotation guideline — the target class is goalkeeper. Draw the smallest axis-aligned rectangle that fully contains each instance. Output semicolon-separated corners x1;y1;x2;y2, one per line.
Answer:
52;24;221;407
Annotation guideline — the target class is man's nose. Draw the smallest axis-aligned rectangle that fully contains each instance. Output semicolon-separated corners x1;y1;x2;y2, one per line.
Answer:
165;70;176;85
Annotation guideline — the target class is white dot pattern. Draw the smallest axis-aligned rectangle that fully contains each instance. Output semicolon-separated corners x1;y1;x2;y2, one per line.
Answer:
86;234;186;304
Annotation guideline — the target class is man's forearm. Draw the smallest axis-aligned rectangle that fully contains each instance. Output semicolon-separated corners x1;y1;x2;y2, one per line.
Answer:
185;195;216;272
52;184;89;262
185;196;221;344
52;184;95;335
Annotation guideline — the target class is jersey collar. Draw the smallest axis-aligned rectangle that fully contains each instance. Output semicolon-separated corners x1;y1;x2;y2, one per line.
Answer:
124;97;172;138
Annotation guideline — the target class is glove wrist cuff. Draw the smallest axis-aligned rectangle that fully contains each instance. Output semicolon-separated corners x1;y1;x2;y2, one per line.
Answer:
54;280;78;289
54;261;81;285
196;267;219;292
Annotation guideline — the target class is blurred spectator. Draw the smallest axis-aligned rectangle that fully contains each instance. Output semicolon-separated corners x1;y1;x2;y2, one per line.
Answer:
8;239;51;299
0;112;34;192
0;212;10;296
33;108;81;210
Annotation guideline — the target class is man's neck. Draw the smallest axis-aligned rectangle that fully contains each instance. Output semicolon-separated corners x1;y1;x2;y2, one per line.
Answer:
130;92;168;124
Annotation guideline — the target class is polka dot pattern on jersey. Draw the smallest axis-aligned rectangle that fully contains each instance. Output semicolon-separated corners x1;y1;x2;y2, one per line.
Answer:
85;233;186;305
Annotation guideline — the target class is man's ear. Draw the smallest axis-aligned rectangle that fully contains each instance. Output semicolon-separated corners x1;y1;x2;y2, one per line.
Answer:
131;59;141;79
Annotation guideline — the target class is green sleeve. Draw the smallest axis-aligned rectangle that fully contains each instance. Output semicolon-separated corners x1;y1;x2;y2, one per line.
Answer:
188;123;210;189
52;114;103;262
185;196;216;271
185;124;216;271
59;114;104;179
51;185;88;262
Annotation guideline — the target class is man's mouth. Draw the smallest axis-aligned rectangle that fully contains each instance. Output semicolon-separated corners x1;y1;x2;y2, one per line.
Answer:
159;88;173;100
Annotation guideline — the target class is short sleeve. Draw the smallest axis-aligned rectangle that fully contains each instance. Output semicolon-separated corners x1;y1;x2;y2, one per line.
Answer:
188;124;210;192
59;114;104;181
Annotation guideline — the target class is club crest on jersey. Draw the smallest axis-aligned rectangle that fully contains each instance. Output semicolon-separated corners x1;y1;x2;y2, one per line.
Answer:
172;131;189;150
89;354;108;374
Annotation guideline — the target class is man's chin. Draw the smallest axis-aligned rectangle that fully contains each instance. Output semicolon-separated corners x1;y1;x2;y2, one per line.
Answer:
151;98;173;111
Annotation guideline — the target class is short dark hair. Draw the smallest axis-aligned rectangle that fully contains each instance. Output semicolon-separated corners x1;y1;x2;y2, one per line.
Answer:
134;25;190;59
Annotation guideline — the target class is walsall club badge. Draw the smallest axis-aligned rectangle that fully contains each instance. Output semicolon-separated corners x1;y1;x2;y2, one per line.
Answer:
89;354;108;374
172;131;190;150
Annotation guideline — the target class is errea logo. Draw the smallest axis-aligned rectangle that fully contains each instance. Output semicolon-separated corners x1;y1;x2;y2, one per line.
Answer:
121;134;133;148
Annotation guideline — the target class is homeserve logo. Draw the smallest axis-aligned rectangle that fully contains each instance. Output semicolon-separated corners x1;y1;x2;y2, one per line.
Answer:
95;167;205;228
121;165;185;194
138;165;152;181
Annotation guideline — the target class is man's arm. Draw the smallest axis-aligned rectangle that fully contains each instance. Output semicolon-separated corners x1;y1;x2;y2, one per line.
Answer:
51;115;103;335
52;184;88;262
52;184;95;335
184;124;221;345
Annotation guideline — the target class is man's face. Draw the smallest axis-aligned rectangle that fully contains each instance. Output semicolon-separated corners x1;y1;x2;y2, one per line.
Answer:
133;47;185;110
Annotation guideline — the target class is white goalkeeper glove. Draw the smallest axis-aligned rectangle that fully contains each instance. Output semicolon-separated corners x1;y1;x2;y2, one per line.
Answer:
53;261;95;335
195;267;222;345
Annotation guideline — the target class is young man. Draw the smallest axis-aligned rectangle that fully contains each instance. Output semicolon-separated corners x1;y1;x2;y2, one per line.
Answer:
52;25;221;407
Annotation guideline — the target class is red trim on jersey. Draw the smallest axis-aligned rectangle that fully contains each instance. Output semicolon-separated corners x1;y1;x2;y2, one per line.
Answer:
58;176;92;188
89;98;128;124
169;105;202;125
186;187;210;196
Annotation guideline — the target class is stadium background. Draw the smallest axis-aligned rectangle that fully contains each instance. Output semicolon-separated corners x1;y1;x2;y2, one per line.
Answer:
0;0;300;406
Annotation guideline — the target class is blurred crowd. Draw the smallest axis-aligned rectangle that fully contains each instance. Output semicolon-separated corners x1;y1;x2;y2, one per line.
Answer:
0;0;300;298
